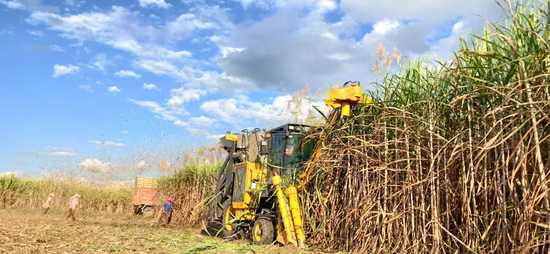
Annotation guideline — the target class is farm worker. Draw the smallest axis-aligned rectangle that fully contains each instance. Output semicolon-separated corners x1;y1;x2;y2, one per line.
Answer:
158;197;176;224
67;193;81;221
42;193;55;215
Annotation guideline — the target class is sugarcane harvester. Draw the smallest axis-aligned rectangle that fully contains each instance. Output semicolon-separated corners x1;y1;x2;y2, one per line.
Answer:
206;81;367;247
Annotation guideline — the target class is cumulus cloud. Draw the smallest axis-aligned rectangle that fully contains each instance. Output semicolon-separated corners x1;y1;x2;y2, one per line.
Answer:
115;70;141;79
211;4;373;91
142;83;160;91
29;0;504;94
120;130;129;134
28;0;514;142
0;0;25;10
26;6;193;61
173;119;214;138
28;30;43;37
128;99;180;121
129;96;214;137
207;0;502;92
200;92;328;129
79;84;94;93
88;140;125;147
167;88;207;107
108;86;121;93
53;64;79;77
26;4;235;90
133;59;189;81
138;0;171;9
41;151;77;156
188;116;217;126
340;0;499;23
165;8;231;39
89;53;112;72
79;158;113;173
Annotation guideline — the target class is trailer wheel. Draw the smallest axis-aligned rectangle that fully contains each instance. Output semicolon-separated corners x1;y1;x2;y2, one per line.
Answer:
142;206;154;217
252;218;274;245
222;199;237;238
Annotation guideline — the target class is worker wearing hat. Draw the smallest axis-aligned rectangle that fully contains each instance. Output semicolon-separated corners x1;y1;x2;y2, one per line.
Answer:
42;193;55;215
158;196;176;224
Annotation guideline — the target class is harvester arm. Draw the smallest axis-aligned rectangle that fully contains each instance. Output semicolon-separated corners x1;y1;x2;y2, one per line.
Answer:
298;82;371;188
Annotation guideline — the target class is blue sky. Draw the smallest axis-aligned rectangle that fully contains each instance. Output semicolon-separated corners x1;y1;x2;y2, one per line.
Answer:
0;0;501;178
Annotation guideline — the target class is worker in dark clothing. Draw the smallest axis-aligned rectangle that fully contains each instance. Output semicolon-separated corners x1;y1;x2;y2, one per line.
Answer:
158;197;176;224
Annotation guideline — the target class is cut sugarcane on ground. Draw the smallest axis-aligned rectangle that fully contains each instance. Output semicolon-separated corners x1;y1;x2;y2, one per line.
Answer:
0;208;326;253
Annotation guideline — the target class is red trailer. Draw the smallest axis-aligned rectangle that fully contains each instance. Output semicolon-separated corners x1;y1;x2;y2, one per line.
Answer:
133;177;158;216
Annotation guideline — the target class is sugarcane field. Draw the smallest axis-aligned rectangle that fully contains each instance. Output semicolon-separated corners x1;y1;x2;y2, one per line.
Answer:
2;0;550;253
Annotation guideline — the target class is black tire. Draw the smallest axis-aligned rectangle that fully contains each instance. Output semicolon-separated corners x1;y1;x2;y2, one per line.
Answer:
251;218;275;245
222;198;237;238
142;206;154;217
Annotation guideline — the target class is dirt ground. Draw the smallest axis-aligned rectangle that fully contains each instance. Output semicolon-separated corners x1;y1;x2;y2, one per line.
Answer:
0;208;318;254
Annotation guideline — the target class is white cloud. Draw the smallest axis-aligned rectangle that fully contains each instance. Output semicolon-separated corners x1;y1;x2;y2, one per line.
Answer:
41;151;77;156
200;93;328;129
208;0;501;92
142;83;160;91
328;53;350;61
167;87;207;107
0;0;25;10
120;130;129;134
115;70;141;79
88;140;125;147
173;119;213;137
165;10;228;39
25;4;236;90
129;98;214;137
79;84;94;93
138;0;171;9
50;45;65;52
188;116;217;126
53;64;79;77
372;19;399;36
340;0;499;23
173;119;189;128
79;158;113;173
128;99;181;121
108;86;121;93
133;59;189;81
89;53;112;72
210;4;375;91
316;0;337;13
220;47;245;58
28;0;508;102
27;7;192;62
28;30;44;37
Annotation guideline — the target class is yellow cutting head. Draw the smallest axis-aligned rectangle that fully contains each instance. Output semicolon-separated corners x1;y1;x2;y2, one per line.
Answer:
325;82;366;116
